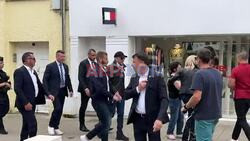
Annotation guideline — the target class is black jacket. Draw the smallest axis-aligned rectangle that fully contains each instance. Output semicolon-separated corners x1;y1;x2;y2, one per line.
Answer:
168;68;198;95
124;71;169;125
14;66;47;109
89;64;113;102
0;70;10;94
77;59;97;93
43;61;73;97
107;61;126;96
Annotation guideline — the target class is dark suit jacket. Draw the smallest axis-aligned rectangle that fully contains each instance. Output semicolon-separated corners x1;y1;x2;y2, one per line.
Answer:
43;61;73;97
124;71;169;125
107;61;126;96
14;66;47;109
77;59;97;93
89;64;113;102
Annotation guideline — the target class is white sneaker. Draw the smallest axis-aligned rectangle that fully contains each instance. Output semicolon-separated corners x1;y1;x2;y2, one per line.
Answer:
54;129;64;135
80;135;90;141
231;139;238;141
167;134;176;140
48;126;55;135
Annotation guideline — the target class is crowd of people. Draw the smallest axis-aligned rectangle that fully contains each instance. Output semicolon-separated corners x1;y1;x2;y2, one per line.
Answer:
0;47;249;141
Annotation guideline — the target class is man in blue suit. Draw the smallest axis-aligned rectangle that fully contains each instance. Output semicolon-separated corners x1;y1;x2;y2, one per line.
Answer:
14;52;54;141
43;50;73;135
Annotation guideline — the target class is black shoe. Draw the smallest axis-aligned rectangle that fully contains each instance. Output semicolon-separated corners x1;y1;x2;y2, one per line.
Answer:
0;129;8;135
189;132;196;141
80;125;90;132
116;131;129;141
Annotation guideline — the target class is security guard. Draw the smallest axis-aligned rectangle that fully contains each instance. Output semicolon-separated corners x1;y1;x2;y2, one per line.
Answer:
0;56;11;134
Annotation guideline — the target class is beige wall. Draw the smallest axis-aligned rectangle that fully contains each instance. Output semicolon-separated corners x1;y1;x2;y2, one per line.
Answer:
0;0;70;111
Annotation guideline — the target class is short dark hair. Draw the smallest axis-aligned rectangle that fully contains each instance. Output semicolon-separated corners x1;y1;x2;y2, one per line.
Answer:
22;52;34;63
96;51;107;61
56;50;65;54
0;56;3;62
88;49;96;54
197;48;211;64
204;46;219;66
204;46;216;58
169;61;181;74
132;52;151;66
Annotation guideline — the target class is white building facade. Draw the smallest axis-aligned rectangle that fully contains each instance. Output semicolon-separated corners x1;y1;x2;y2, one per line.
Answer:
68;0;250;117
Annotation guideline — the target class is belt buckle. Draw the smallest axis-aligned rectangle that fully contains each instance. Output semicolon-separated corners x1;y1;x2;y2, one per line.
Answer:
138;113;145;118
141;114;145;118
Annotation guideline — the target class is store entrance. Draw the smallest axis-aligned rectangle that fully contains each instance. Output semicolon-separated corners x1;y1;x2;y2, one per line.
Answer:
134;35;250;118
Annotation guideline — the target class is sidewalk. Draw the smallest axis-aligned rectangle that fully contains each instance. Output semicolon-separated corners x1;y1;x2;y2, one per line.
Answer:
0;114;248;141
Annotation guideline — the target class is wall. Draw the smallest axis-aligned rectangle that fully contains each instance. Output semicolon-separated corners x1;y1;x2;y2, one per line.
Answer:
0;1;5;57
69;0;250;37
0;0;70;111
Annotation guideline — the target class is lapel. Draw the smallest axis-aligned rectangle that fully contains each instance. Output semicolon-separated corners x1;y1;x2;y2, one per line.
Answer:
145;69;155;99
53;61;60;76
133;74;139;87
22;66;35;91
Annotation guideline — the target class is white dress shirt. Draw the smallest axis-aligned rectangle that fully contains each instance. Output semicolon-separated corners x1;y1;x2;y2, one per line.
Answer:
24;65;39;97
135;69;149;114
88;58;96;70
100;66;110;92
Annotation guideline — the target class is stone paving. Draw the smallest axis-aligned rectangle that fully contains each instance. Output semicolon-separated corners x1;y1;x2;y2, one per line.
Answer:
0;114;248;141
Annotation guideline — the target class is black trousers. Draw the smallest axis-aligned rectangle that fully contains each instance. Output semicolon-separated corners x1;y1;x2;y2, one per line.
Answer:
0;93;9;130
180;94;195;141
232;99;250;140
49;88;67;129
79;92;90;127
86;100;112;141
18;106;37;141
133;113;161;141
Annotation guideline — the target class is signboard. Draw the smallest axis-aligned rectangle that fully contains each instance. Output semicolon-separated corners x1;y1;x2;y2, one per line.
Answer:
102;7;116;25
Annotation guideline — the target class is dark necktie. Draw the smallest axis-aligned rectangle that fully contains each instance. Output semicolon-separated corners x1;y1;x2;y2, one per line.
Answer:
59;63;65;87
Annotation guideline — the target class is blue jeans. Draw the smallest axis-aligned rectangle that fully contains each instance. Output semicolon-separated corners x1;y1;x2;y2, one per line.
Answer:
87;100;112;141
167;98;184;135
195;119;218;141
116;100;125;132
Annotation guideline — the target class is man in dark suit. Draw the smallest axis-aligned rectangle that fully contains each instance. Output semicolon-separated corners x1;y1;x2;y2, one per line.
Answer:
43;50;73;135
107;51;129;140
124;53;169;141
14;52;54;141
78;49;96;132
80;51;122;141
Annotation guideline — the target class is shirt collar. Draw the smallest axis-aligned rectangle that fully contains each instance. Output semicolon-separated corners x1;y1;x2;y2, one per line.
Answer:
88;58;95;64
24;65;34;73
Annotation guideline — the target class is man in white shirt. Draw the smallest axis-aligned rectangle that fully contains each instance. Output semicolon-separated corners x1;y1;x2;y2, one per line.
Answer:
78;49;97;132
14;52;54;141
124;53;169;141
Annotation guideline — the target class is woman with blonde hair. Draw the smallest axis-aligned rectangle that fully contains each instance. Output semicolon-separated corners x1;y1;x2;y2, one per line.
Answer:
184;55;197;70
168;55;198;141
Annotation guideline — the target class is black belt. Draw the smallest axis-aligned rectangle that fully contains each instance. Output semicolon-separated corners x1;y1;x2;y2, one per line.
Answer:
135;112;146;118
